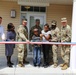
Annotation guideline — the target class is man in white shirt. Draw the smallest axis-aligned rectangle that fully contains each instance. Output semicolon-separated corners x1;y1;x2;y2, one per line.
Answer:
0;17;5;40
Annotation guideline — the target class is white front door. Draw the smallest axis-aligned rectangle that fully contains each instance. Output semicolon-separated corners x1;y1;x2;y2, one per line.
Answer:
28;13;46;53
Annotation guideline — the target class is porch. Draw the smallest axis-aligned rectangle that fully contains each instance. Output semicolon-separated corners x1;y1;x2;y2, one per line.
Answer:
0;56;74;75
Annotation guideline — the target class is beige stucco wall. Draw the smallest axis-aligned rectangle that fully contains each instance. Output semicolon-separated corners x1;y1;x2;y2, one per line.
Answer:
0;1;72;57
46;4;72;28
0;1;20;57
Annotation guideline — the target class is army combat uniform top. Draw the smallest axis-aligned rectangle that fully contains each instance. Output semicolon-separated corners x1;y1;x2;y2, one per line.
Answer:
61;25;71;42
51;27;60;42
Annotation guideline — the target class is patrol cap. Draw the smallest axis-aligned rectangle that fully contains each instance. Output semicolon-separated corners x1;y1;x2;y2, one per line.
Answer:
22;19;27;22
35;19;40;22
51;20;57;25
61;17;67;22
33;28;38;32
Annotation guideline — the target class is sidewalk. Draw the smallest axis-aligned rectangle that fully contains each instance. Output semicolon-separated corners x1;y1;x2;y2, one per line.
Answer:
0;56;74;75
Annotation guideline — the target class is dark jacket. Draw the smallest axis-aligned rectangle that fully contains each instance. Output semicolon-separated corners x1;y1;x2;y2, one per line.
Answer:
5;31;16;56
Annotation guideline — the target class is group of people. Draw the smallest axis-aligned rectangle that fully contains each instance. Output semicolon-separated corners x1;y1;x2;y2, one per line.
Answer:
0;16;71;70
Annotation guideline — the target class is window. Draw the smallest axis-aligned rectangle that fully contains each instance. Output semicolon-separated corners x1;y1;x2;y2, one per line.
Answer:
21;6;46;12
40;7;46;12
34;7;39;12
28;6;33;11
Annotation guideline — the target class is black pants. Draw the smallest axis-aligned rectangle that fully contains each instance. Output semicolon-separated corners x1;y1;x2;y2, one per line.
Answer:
49;45;53;62
42;44;50;65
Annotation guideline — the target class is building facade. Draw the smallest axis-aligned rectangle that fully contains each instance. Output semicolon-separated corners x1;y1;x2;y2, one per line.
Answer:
0;0;72;57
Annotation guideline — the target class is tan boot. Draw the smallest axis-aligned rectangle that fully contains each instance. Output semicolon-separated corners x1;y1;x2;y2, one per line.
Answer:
60;63;65;67
18;62;24;67
18;64;24;67
61;63;68;70
53;63;58;68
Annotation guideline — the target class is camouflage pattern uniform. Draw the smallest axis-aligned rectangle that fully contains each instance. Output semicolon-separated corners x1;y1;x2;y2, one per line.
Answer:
24;26;28;62
17;25;28;67
61;24;71;70
50;20;60;67
51;27;60;67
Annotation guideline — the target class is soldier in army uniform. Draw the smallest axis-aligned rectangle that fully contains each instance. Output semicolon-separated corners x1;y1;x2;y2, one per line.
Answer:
60;18;71;70
17;20;29;67
50;20;60;68
30;19;42;40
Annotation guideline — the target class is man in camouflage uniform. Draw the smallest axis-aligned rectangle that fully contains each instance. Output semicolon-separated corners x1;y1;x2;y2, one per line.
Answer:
60;18;71;70
30;19;42;40
17;20;29;67
50;20;60;68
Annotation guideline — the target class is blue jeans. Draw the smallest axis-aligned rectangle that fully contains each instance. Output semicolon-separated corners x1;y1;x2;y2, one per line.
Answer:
33;47;41;65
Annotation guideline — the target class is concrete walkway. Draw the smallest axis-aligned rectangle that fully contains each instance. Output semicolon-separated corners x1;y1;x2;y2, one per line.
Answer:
0;56;75;75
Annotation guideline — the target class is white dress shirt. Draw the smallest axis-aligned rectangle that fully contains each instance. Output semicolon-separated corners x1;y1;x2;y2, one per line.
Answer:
0;25;5;40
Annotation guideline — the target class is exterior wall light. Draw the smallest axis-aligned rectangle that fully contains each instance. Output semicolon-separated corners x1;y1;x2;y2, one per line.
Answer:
11;9;16;18
25;6;30;10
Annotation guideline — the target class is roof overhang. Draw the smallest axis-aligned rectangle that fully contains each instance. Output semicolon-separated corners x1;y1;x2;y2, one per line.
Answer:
18;0;73;6
1;0;73;6
18;0;49;6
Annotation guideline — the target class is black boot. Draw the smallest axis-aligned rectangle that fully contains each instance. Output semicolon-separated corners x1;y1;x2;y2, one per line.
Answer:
9;56;14;65
6;56;12;67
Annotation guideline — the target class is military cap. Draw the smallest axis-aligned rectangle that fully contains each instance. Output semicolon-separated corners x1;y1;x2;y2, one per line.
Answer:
61;17;67;22
22;19;27;22
35;19;40;22
51;20;57;25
